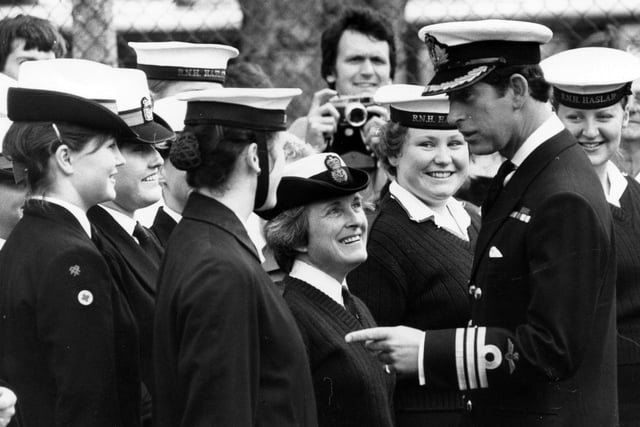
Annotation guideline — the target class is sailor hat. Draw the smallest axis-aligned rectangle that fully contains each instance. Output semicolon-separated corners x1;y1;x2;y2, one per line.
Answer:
418;19;553;95
374;84;456;129
7;58;136;138
111;67;174;144
258;152;370;220
178;87;301;131
130;41;239;131
128;41;239;84
541;47;640;109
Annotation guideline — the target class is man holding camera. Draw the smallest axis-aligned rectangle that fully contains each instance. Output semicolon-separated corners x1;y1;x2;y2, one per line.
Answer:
289;7;395;187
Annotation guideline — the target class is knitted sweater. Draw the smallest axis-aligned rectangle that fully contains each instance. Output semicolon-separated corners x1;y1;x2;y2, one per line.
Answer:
281;275;395;427
348;194;480;413
612;176;640;366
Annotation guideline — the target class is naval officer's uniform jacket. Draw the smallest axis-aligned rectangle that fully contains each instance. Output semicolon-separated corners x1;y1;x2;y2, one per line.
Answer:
423;117;617;427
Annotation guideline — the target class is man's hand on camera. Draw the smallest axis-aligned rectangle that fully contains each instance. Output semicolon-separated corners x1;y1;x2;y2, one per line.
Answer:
362;104;389;156
305;88;340;152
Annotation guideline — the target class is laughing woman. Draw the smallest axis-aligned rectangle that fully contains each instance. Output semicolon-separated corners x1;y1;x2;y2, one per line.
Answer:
262;152;395;427
0;59;143;427
348;85;479;427
542;47;640;427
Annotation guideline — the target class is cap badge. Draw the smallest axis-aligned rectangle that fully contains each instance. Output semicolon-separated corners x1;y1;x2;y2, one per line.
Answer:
424;34;449;71
78;290;93;306
324;154;348;184
141;97;154;122
69;265;81;277
505;338;519;374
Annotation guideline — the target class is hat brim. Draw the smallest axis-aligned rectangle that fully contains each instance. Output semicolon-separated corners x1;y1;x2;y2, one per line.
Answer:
127;113;175;144
7;87;136;138
423;65;496;96
257;167;370;220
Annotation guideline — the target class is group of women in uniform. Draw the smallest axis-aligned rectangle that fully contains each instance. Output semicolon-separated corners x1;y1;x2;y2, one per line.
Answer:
1;42;640;427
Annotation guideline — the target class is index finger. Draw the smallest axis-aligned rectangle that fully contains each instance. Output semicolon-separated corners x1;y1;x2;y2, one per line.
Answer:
345;327;392;343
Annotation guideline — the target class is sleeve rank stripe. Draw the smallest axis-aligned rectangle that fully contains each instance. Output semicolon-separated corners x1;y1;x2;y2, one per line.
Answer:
455;328;467;390
477;326;489;388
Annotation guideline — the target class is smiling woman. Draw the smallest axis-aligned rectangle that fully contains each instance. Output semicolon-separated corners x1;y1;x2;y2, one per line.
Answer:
348;85;479;427
261;152;395;427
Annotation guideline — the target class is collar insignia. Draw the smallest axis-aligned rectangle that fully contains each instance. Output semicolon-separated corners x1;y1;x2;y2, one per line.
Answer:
505;338;519;374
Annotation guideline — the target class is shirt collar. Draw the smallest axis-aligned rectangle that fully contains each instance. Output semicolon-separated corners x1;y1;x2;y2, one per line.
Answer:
0;238;5;250
100;204;137;236
163;205;182;223
389;180;471;240
510;114;565;168
290;259;346;307
245;213;266;263
39;196;92;238
606;161;628;208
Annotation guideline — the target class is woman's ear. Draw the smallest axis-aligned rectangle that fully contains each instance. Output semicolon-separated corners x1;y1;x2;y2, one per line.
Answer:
245;142;261;175
53;144;74;175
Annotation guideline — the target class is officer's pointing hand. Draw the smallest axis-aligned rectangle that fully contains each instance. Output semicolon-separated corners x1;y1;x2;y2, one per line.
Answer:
346;326;424;375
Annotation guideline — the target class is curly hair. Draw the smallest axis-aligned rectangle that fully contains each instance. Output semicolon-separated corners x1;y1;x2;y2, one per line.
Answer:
264;205;308;274
374;121;408;178
320;7;396;88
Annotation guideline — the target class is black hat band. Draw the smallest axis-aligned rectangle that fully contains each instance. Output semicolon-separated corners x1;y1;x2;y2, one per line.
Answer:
184;101;287;131
138;64;226;83
390;106;456;129
425;36;541;72
553;84;631;110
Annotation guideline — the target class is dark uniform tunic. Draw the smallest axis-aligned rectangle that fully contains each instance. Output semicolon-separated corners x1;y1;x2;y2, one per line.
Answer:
0;201;141;427
423;128;617;427
153;192;318;427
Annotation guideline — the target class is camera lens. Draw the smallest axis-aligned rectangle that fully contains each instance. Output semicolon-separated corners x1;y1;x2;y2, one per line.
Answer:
344;102;368;127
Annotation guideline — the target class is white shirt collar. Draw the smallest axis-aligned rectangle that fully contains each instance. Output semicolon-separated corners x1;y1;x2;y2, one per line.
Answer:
0;238;5;250
605;161;628;208
389;180;471;241
39;196;92;238
100;204;137;237
163;205;182;223
510;114;565;168
290;259;346;307
245;213;266;263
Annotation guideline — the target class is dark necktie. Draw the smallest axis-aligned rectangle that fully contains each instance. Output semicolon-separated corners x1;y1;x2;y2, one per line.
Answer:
342;286;361;323
133;221;163;265
482;160;516;216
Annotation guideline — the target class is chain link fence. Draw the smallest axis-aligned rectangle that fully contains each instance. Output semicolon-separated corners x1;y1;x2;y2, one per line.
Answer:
1;0;639;120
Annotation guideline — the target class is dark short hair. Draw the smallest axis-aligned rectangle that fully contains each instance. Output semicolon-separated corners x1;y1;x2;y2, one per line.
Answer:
3;121;112;194
225;61;273;88
481;64;551;103
182;124;277;190
264;205;308;273
320;7;396;88
375;121;408;178
0;14;66;71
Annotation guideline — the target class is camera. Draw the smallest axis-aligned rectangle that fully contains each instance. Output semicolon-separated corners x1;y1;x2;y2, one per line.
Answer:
329;95;377;128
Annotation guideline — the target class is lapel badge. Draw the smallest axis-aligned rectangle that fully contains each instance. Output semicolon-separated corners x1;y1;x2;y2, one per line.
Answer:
424;34;449;71
324;154;349;184
68;265;81;277
77;290;93;306
509;207;531;223
505;338;519;374
141;97;154;122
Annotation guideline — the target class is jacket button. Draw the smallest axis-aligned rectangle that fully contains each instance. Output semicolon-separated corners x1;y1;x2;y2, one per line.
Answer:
473;288;482;300
468;285;477;295
466;400;473;412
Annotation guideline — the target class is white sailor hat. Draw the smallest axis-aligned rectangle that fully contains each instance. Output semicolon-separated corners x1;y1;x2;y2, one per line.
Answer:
541;47;640;109
128;41;239;84
374;84;456;129
418;19;553;95
258;152;370;220
7;58;136;138
111;67;174;144
178;87;301;131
